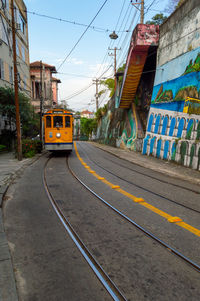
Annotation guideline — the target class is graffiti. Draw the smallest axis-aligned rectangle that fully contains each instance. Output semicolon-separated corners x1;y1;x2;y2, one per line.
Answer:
117;104;138;150
96;99;144;151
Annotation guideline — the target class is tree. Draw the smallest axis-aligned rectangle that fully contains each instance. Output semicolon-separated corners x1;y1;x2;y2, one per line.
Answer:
80;117;97;139
100;64;126;98
146;13;167;25
0;87;40;138
165;0;185;14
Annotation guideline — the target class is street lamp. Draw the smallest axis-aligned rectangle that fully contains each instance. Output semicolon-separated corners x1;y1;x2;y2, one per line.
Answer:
109;31;118;40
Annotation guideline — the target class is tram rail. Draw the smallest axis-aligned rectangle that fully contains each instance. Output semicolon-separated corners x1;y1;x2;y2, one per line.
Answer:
43;157;127;301
78;142;200;214
67;154;200;274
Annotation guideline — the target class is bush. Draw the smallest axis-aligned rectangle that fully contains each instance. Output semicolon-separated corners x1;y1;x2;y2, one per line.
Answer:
0;144;6;152
21;139;42;158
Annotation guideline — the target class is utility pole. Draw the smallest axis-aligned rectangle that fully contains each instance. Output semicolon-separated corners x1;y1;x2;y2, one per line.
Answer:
140;0;144;24
131;0;144;24
93;79;100;112
11;0;22;161
108;47;121;92
39;60;43;141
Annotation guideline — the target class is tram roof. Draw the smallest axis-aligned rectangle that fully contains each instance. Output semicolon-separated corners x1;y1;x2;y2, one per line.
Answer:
43;109;73;115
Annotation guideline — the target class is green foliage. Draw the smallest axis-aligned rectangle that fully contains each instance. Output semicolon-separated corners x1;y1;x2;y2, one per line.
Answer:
0;144;6;152
21;139;42;158
102;104;108;114
100;78;115;97
80;118;97;139
98;89;106;97
146;13;167;25
95;108;103;122
0;87;40;138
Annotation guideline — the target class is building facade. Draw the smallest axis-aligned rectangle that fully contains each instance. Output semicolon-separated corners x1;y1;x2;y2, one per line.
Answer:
0;0;30;138
30;61;61;112
0;0;30;94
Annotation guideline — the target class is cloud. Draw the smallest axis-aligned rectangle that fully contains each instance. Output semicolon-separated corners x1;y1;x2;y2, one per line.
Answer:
58;77;96;112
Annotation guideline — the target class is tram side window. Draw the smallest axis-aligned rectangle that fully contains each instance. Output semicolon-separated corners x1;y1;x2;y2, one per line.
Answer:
65;116;71;127
54;116;63;127
46;116;51;128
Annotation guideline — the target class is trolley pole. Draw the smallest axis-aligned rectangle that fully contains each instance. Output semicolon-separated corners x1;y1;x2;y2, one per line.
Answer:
39;60;43;142
11;0;22;161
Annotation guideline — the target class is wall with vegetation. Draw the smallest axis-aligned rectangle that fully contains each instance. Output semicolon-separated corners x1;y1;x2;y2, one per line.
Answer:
142;0;200;170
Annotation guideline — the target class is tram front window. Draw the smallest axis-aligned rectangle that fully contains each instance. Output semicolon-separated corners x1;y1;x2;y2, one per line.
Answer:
54;116;63;128
46;116;51;128
65;116;70;127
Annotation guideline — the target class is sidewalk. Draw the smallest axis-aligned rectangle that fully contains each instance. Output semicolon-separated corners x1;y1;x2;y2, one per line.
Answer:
0;152;44;301
89;142;200;187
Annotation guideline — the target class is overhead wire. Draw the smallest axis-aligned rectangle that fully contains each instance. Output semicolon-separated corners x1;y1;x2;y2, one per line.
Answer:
94;0;131;79
24;9;129;33
57;0;109;71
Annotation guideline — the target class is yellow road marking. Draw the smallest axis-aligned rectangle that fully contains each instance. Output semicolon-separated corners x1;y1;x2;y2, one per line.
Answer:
74;142;200;237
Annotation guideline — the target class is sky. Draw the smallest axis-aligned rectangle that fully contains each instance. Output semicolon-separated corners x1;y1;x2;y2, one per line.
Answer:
25;0;170;112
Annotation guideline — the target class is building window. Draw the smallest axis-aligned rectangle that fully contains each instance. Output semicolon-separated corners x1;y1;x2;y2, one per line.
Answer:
16;39;20;57
1;0;8;9
21;45;25;61
24;76;27;90
32;81;35;98
35;82;40;99
9;66;13;84
0;59;4;79
19;13;26;35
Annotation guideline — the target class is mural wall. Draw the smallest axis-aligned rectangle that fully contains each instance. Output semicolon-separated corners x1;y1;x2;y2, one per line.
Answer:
142;0;200;170
96;99;144;151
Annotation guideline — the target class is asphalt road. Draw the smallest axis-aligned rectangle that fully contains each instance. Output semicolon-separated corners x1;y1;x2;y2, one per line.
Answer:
3;142;200;300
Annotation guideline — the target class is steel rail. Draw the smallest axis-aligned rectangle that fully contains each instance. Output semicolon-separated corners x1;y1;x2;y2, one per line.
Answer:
78;142;200;214
80;142;200;195
67;156;200;274
43;158;128;301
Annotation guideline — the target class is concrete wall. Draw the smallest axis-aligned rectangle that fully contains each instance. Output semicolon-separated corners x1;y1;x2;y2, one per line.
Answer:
142;0;200;170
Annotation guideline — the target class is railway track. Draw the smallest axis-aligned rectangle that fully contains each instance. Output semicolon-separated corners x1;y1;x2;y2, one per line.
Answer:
78;142;200;214
43;156;128;301
66;153;200;274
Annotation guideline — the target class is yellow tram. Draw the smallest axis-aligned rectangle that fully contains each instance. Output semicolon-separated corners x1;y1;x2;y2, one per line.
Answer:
43;109;73;152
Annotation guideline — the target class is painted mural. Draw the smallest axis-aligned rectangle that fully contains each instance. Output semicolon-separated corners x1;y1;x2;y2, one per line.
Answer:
151;52;200;114
96;99;144;151
142;49;200;170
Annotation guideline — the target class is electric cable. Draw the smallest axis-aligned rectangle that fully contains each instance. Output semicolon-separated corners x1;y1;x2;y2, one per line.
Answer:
57;0;109;71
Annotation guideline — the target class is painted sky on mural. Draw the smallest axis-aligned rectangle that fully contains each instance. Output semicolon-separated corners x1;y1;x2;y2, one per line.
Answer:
25;0;170;112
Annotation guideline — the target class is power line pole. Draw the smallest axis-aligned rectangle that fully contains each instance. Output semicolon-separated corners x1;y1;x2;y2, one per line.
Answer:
108;47;121;92
140;0;144;24
131;0;144;24
93;79;100;112
11;0;22;161
39;60;43;141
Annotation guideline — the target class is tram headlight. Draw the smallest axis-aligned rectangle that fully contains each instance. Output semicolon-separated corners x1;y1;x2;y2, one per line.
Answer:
56;133;61;138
